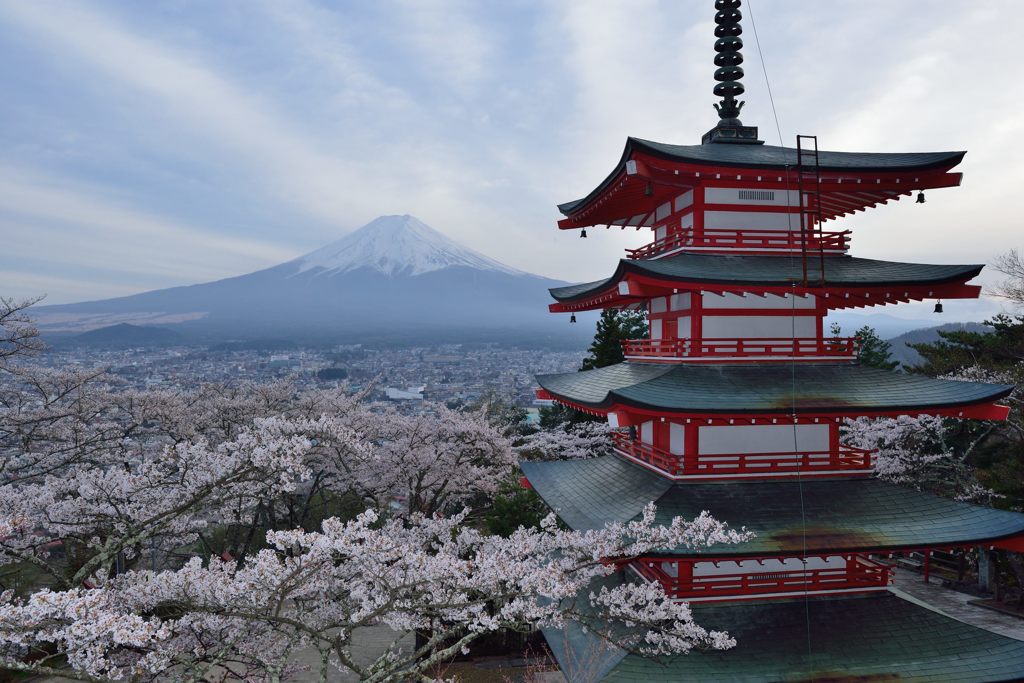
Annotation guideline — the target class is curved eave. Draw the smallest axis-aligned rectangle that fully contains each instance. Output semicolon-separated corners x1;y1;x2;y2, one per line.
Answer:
558;137;966;225
548;254;983;311
535;363;1013;419
520;455;1024;557
630;137;966;173
545;591;1024;682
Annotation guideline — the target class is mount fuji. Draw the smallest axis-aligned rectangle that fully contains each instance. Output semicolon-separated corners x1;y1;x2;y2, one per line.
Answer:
37;215;582;344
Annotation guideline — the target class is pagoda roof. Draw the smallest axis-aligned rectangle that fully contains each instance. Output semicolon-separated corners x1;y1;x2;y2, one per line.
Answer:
549;253;982;309
558;137;965;220
520;455;1024;556
544;591;1024;682
535;363;1011;418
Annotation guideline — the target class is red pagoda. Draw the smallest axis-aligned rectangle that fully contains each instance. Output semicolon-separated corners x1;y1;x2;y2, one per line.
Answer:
521;2;1024;680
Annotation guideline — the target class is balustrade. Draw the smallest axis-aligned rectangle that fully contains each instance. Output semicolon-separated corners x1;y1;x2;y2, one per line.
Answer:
611;432;875;477
621;337;857;361
626;228;850;259
633;555;891;600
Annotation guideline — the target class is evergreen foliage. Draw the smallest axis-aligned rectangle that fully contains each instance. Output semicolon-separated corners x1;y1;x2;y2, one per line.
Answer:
854;325;899;371
905;315;1024;509
541;308;648;426
580;308;648;371
482;484;547;537
907;314;1024;375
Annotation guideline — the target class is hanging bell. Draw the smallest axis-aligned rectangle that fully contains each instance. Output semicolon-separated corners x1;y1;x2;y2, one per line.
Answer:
644;181;654;197
934;300;943;314
580;229;587;238
916;191;926;204
570;313;577;324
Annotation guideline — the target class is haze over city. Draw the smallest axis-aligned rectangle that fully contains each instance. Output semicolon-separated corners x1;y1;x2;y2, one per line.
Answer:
1;0;1022;325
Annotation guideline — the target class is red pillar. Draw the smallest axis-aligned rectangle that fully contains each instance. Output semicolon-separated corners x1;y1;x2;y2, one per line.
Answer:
683;423;699;475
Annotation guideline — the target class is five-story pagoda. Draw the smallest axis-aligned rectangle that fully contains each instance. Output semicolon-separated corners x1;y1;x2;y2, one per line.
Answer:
521;2;1024;680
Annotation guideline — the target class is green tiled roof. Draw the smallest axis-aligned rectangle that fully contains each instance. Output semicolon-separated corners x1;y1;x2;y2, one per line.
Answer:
549;253;983;302
536;362;1012;414
558;137;965;215
544;591;1024;682
519;456;1024;555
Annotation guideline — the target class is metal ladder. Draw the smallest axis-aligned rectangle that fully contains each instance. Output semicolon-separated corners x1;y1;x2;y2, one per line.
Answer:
796;135;825;287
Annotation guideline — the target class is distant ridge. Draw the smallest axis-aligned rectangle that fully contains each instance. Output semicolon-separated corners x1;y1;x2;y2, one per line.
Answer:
59;323;184;348
886;322;993;368
35;215;587;345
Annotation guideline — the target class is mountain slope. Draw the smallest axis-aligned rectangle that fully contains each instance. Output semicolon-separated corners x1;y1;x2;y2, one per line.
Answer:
55;323;185;348
35;215;582;343
886;322;993;369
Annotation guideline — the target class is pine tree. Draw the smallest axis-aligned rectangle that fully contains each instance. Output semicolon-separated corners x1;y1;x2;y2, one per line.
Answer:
854;325;899;371
580;308;648;371
540;309;648;426
908;315;1024;375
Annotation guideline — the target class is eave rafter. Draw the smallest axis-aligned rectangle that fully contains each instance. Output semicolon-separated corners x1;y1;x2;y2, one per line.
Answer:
549;278;982;313
536;392;1012;425
557;150;963;229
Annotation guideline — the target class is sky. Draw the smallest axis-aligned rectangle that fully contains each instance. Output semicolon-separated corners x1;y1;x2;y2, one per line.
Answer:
1;0;1023;322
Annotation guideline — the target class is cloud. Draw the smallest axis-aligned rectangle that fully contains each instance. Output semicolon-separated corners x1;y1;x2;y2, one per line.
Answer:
0;167;298;299
1;1;392;228
1;0;1022;308
0;268;142;304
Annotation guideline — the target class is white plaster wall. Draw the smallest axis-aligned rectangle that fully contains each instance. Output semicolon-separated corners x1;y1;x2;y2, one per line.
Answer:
692;556;843;577
651;297;668;313
698;424;829;455
674;190;694;212
704;210;799;231
669;423;685;455
703;292;817;310
650;319;663;339
676;316;692;337
681;212;694;229
656;225;667;241
641;421;654;445
702;315;816;338
704;187;801;207
655;201;673;221
670;293;691;311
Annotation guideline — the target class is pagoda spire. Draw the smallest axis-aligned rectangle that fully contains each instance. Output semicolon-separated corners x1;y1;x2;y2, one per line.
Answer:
712;0;745;124
702;0;762;144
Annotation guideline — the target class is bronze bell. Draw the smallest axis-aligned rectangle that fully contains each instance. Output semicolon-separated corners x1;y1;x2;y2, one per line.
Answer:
570;314;577;324
934;300;943;314
916;191;926;204
580;229;587;238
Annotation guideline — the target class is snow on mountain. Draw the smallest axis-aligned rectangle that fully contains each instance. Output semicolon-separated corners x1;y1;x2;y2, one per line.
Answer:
293;214;524;277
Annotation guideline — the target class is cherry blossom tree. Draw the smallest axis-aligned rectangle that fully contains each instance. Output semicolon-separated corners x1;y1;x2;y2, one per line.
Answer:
0;299;752;681
516;420;615;461
842;365;1023;503
0;505;749;682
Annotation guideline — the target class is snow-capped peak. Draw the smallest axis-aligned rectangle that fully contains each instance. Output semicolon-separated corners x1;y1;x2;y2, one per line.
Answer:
293;215;524;278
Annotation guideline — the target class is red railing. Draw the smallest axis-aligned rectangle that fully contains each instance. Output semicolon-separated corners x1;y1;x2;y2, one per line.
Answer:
621;337;858;361
611;432;876;477
633;555;891;600
627;228;851;259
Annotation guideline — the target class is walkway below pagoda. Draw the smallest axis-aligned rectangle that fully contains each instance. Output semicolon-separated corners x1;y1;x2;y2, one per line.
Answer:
893;570;1024;642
